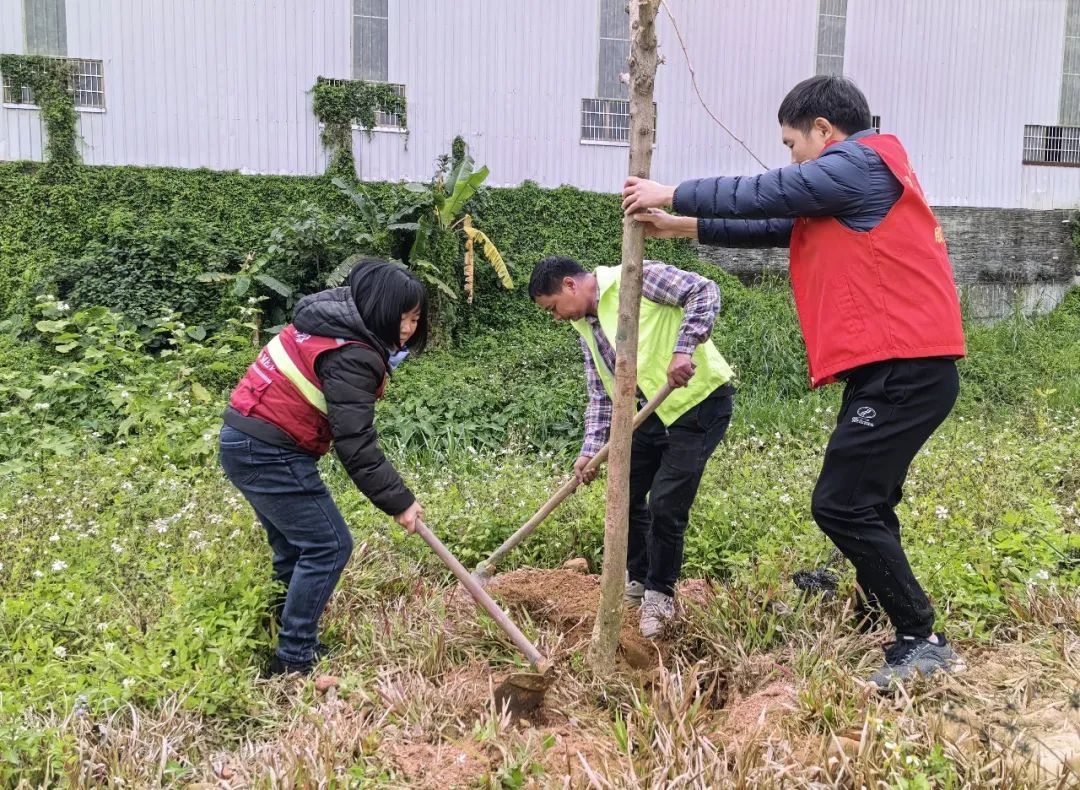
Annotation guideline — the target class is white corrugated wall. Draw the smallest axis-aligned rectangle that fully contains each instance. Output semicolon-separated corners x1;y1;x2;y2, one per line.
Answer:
1;0;1078;208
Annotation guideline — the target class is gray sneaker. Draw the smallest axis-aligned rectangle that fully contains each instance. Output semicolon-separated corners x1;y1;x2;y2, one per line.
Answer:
639;589;675;639
624;578;645;608
869;633;966;690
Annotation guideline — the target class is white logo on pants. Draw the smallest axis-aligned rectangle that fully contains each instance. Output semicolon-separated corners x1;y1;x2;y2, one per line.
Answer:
852;406;877;427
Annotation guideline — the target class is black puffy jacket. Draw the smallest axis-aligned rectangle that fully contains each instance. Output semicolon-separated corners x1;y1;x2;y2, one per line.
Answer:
288;287;415;516
673;129;903;248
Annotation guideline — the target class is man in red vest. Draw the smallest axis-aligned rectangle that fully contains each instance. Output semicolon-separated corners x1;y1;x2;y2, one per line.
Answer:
621;75;966;689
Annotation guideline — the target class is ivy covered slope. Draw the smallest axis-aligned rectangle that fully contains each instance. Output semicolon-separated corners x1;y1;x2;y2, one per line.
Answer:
0;162;700;328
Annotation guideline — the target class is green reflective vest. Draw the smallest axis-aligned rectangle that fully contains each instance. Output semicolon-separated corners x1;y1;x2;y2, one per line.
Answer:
571;265;734;426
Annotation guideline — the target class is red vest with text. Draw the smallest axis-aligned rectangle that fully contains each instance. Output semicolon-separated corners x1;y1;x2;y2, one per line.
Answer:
229;324;385;455
789;134;966;388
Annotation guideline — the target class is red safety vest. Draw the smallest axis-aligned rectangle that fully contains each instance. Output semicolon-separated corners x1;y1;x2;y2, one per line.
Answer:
789;134;966;388
229;324;385;455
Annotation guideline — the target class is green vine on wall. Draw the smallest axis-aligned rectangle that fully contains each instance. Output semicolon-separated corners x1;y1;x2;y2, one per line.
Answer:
311;78;407;180
0;54;79;178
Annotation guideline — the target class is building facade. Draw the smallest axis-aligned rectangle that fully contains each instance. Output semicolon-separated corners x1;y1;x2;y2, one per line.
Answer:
1;0;1079;211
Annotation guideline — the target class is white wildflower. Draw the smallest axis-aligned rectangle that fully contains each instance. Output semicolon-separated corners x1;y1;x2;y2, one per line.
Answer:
53;646;67;658
51;560;67;571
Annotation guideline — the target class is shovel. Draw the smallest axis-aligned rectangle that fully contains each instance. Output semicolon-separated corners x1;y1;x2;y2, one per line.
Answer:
473;382;675;582
414;519;552;715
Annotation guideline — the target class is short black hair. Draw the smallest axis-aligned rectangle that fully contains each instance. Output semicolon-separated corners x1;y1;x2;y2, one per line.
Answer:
777;75;872;136
528;256;586;300
347;258;429;353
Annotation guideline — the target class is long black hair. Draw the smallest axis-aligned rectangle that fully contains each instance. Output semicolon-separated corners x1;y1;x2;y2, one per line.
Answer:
347;258;429;353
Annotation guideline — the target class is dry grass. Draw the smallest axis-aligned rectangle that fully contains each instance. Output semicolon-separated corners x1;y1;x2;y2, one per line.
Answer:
19;561;1079;789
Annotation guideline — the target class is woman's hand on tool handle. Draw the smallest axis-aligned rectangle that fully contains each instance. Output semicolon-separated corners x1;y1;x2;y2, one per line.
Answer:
668;352;696;388
395;501;424;533
573;455;598;486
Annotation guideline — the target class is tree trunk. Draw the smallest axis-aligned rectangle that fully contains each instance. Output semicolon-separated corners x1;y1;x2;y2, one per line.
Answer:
588;0;660;674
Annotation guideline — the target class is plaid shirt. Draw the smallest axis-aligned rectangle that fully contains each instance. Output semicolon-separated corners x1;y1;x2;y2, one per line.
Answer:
579;261;720;457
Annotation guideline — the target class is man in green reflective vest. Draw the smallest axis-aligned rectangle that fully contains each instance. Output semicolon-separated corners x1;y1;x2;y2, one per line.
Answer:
529;256;736;639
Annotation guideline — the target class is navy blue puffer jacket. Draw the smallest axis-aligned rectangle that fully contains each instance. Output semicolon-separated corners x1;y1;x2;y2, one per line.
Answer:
672;129;903;248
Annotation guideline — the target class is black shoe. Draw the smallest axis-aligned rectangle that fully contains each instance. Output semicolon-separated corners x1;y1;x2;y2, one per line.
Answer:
869;633;966;690
265;654;315;678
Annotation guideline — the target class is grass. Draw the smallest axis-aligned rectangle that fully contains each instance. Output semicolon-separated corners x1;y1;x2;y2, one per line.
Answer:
0;282;1078;786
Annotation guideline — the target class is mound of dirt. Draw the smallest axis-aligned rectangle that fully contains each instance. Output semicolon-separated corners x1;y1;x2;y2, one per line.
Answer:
386;739;492;788
534;724;619;784
485;568;666;670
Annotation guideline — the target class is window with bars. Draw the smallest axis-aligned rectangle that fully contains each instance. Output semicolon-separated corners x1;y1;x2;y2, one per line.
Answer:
583;0;657;145
581;98;656;144
316;77;405;130
23;0;66;57
871;114;881;133
815;0;847;76
1061;0;1080;125
1022;124;1080;166
2;56;104;108
353;0;388;82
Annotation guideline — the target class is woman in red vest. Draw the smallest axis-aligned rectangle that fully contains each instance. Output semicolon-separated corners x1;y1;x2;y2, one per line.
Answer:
621;76;966;690
220;259;428;676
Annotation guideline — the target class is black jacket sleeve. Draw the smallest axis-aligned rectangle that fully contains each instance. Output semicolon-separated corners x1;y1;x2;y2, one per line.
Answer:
672;141;871;220
696;217;794;248
317;344;415;516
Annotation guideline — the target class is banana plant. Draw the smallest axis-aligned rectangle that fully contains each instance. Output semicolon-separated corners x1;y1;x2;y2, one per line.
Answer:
327;177;460;300
197;252;295;303
408;146;513;303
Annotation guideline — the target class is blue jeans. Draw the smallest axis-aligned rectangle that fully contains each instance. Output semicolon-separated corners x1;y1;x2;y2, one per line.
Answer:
218;424;353;664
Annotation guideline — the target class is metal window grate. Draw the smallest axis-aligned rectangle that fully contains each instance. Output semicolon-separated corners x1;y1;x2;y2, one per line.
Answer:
317;77;405;130
581;97;656;144
2;56;104;108
374;81;405;128
871;114;881;133
1023;124;1080;166
71;58;104;108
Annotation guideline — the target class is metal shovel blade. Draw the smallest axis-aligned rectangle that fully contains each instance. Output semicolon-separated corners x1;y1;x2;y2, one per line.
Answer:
494;666;553;716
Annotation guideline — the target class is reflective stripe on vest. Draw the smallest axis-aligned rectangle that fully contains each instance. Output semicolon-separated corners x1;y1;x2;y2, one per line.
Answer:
266;334;328;414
